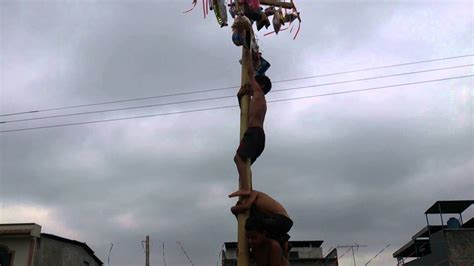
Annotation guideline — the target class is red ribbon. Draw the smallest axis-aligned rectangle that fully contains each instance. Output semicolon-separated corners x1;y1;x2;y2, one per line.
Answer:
183;0;197;13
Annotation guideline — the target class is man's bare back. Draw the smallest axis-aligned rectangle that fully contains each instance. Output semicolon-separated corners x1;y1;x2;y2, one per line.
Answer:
248;82;267;128
231;190;289;218
252;191;289;217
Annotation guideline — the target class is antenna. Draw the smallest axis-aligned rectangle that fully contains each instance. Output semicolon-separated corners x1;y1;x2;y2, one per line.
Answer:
337;244;367;266
162;242;167;266
365;244;391;266
177;241;195;266
107;243;113;266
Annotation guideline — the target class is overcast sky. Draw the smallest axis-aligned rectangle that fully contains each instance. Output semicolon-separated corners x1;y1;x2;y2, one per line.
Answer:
1;0;473;265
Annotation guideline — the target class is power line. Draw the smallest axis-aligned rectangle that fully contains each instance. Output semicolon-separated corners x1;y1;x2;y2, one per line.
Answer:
365;244;391;266
1;54;472;117
0;75;471;133
339;247;352;259
1;64;471;124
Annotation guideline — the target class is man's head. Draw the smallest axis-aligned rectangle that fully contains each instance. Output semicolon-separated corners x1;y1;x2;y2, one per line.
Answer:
255;75;272;95
245;216;267;249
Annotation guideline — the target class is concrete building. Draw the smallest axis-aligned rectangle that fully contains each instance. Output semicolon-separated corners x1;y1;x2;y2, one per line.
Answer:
222;240;338;266
393;200;474;266
0;223;103;266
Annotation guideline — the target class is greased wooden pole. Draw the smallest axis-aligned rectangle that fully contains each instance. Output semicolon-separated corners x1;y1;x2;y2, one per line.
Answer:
234;2;251;264
236;41;252;266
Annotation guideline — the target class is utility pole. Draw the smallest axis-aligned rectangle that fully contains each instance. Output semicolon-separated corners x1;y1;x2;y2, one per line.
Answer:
145;236;150;266
337;244;367;266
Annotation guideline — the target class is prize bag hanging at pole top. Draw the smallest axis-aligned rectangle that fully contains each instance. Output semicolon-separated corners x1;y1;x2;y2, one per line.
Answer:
272;8;283;34
212;0;228;27
231;15;252;48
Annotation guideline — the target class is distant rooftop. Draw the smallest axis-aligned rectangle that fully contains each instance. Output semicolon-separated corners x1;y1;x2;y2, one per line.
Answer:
224;240;323;249
290;240;323;248
393;239;430;258
41;233;103;265
0;223;103;265
411;225;443;239
0;223;41;238
394;200;474;260
425;200;474;214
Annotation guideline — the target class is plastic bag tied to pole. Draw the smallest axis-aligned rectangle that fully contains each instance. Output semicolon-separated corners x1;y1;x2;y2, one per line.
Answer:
272;8;283;34
231;15;253;48
212;0;228;27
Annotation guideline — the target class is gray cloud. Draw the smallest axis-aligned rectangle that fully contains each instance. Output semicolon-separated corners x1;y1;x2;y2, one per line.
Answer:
1;1;473;265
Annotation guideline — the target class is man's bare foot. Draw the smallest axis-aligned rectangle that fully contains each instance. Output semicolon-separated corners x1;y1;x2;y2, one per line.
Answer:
228;189;251;198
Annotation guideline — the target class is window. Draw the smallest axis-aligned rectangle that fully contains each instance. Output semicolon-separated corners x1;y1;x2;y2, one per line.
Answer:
289;251;299;259
0;246;13;266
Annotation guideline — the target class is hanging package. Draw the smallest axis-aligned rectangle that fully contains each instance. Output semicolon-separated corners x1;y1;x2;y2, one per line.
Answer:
231;15;252;48
272;9;282;34
212;0;228;27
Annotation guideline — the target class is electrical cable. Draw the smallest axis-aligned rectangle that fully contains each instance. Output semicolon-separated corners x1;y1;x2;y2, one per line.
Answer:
339;247;352;259
0;75;471;133
365;244;391;266
1;54;472;117
1;64;471;124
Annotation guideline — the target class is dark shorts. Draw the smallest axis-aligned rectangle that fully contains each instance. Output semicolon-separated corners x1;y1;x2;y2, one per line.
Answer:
263;214;293;243
236;127;265;164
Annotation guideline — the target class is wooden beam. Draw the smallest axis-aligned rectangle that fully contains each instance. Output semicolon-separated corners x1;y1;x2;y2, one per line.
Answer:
259;0;295;9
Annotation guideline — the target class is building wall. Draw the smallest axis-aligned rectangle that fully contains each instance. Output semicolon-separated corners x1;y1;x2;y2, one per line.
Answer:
445;229;474;266
34;237;100;266
223;259;330;266
405;231;449;266
402;229;474;266
0;238;32;266
292;247;323;258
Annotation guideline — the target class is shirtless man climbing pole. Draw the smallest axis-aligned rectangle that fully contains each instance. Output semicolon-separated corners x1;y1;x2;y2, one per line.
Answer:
245;215;291;266
231;190;293;256
229;48;272;198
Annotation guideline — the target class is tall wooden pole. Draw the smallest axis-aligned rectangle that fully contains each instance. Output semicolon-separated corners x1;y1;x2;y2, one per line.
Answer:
234;1;251;264
236;44;252;266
